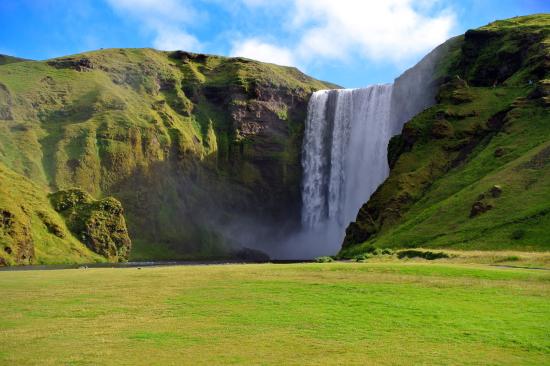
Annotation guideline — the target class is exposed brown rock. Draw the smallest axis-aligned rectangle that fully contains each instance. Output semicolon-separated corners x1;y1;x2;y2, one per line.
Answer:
47;57;95;71
490;185;503;198
470;201;493;218
431;119;454;139
494;147;506;157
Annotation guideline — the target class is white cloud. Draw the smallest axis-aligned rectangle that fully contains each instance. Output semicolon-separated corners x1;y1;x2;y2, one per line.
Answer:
296;0;455;62
152;26;201;51
106;0;197;22
239;0;455;66
105;0;202;51
230;38;296;66
105;0;455;70
240;0;273;6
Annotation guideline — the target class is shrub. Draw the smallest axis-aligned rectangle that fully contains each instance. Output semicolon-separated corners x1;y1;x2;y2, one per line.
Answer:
397;250;450;260
354;248;393;260
354;253;373;262
362;245;377;254
495;255;520;263
314;256;334;263
511;229;525;240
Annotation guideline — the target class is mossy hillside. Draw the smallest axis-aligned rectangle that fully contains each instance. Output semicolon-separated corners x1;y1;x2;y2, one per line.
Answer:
457;14;550;87
0;48;334;261
0;54;28;66
50;189;132;261
0;162;104;265
342;14;550;256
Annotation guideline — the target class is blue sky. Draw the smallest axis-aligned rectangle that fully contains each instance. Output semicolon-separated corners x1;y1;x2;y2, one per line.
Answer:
1;0;548;87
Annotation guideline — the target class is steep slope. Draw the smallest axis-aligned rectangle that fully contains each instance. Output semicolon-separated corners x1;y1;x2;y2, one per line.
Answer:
0;48;334;263
0;162;107;265
342;14;550;256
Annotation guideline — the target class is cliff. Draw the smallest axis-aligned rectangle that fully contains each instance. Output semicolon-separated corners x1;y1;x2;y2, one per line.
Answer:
0;48;334;264
341;14;550;256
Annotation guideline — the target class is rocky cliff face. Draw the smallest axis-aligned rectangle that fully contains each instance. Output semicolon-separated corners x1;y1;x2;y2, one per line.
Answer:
342;14;550;255
0;48;334;264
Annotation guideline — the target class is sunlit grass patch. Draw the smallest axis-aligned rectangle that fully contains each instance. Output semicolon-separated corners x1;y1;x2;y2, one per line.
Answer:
0;262;548;365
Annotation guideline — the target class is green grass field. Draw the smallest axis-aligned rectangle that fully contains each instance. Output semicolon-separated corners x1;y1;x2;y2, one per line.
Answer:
1;262;549;365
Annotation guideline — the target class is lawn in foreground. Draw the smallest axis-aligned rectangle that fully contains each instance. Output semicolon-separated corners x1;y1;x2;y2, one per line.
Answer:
0;262;549;365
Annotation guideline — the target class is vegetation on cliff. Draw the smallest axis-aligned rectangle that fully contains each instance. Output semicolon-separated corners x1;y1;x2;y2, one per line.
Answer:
50;189;131;261
0;162;104;265
342;14;550;256
0;48;334;264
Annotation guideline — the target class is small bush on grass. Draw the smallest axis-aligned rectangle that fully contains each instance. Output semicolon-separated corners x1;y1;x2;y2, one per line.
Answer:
372;248;383;256
495;255;520;263
354;248;394;262
354;253;373;262
315;256;334;263
362;245;377;254
511;229;525;240
397;250;450;260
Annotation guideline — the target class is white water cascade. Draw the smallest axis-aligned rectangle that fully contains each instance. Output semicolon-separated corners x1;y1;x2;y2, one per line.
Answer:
301;86;393;230
268;40;452;259
279;85;394;259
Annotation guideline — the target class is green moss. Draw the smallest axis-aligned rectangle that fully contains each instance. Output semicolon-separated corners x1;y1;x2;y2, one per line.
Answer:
0;46;335;263
50;189;132;261
0;163;104;265
342;14;550;257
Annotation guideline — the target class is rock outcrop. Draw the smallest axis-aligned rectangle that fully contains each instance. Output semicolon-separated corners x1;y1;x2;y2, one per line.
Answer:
0;163;103;266
50;189;131;261
0;208;34;265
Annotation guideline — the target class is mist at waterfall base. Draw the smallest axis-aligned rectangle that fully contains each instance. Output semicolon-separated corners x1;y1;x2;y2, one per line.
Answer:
216;39;453;259
268;86;394;259
265;40;451;259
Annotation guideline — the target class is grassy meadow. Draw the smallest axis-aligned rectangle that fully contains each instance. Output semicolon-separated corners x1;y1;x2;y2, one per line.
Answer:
1;261;549;365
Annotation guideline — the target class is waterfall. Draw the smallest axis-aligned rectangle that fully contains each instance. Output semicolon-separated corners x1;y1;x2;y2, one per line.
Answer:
279;86;393;258
301;86;393;231
269;41;451;259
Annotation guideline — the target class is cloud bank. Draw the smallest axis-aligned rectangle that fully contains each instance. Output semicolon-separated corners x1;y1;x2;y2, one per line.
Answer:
105;0;455;70
106;0;201;51
230;38;296;66
232;0;455;67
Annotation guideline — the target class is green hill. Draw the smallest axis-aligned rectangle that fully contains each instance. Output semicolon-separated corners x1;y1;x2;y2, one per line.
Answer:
0;54;29;66
0;48;334;264
341;14;550;256
1;15;548;265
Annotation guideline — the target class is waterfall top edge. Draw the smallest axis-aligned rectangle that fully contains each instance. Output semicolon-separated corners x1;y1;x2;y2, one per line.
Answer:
314;83;393;93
